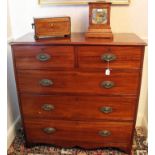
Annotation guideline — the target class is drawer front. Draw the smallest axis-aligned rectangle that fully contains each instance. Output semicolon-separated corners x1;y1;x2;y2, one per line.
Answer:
25;119;133;148
13;46;74;70
35;21;70;37
17;70;140;95
78;46;143;70
21;94;136;121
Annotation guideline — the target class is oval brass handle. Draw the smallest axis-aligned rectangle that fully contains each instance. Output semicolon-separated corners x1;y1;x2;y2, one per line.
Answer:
43;127;56;134
99;130;111;137
100;107;113;113
36;53;51;61
101;81;115;89
42;104;55;111
39;79;53;87
101;53;116;62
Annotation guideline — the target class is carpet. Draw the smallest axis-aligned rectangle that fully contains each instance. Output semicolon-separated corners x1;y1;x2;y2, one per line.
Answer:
8;127;147;155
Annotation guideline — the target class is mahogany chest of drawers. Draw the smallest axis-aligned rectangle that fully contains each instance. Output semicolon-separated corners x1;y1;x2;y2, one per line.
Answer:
11;33;146;154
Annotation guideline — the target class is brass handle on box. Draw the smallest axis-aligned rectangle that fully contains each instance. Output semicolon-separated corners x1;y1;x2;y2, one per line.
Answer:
101;53;116;62
99;130;111;137
43;127;56;134
100;107;113;114
101;81;115;89
42;104;55;111
39;79;53;87
36;53;51;61
32;23;35;29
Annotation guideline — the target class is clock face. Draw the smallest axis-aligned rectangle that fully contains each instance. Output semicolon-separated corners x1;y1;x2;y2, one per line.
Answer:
92;8;107;24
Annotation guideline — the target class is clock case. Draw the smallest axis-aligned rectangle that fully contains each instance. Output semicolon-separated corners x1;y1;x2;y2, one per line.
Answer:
85;2;113;39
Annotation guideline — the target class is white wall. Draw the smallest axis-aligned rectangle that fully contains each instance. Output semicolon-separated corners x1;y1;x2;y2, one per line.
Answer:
138;46;148;129
7;4;20;148
7;0;147;144
8;0;147;39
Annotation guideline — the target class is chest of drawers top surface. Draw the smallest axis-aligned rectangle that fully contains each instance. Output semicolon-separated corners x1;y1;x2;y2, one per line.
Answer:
11;33;146;154
11;33;146;46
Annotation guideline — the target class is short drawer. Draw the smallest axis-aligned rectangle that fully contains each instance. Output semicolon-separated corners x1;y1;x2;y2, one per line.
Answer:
25;119;133;149
12;45;74;70
20;94;136;121
78;46;143;70
17;70;140;95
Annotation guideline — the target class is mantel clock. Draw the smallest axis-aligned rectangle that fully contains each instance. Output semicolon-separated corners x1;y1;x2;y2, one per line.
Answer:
85;2;113;39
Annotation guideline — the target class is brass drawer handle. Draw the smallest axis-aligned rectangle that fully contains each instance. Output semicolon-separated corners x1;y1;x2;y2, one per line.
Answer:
101;81;115;89
43;127;56;134
101;53;116;62
36;53;51;61
42;104;55;111
100;106;113;113
39;79;53;87
99;130;111;137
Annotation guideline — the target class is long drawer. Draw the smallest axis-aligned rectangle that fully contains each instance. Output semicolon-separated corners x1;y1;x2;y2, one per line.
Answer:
24;119;133;149
78;46;143;70
12;45;74;70
20;94;136;121
17;70;140;95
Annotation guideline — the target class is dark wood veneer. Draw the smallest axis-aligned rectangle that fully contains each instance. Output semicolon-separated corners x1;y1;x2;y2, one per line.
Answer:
24;119;133;150
78;46;143;70
11;33;146;46
17;70;140;95
13;45;74;70
20;94;136;121
11;33;146;154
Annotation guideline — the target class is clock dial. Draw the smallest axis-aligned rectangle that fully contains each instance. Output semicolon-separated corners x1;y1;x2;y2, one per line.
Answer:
92;8;107;24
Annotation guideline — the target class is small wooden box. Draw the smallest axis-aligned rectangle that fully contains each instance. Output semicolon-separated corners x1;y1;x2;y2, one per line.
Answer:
33;17;71;39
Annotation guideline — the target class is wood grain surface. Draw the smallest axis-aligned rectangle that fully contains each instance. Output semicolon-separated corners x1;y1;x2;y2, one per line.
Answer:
11;33;146;154
78;46;143;70
20;94;136;121
13;45;74;70
24;119;133;151
17;70;140;95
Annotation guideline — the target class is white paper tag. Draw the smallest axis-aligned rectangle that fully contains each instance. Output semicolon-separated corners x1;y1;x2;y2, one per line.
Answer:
105;68;110;75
